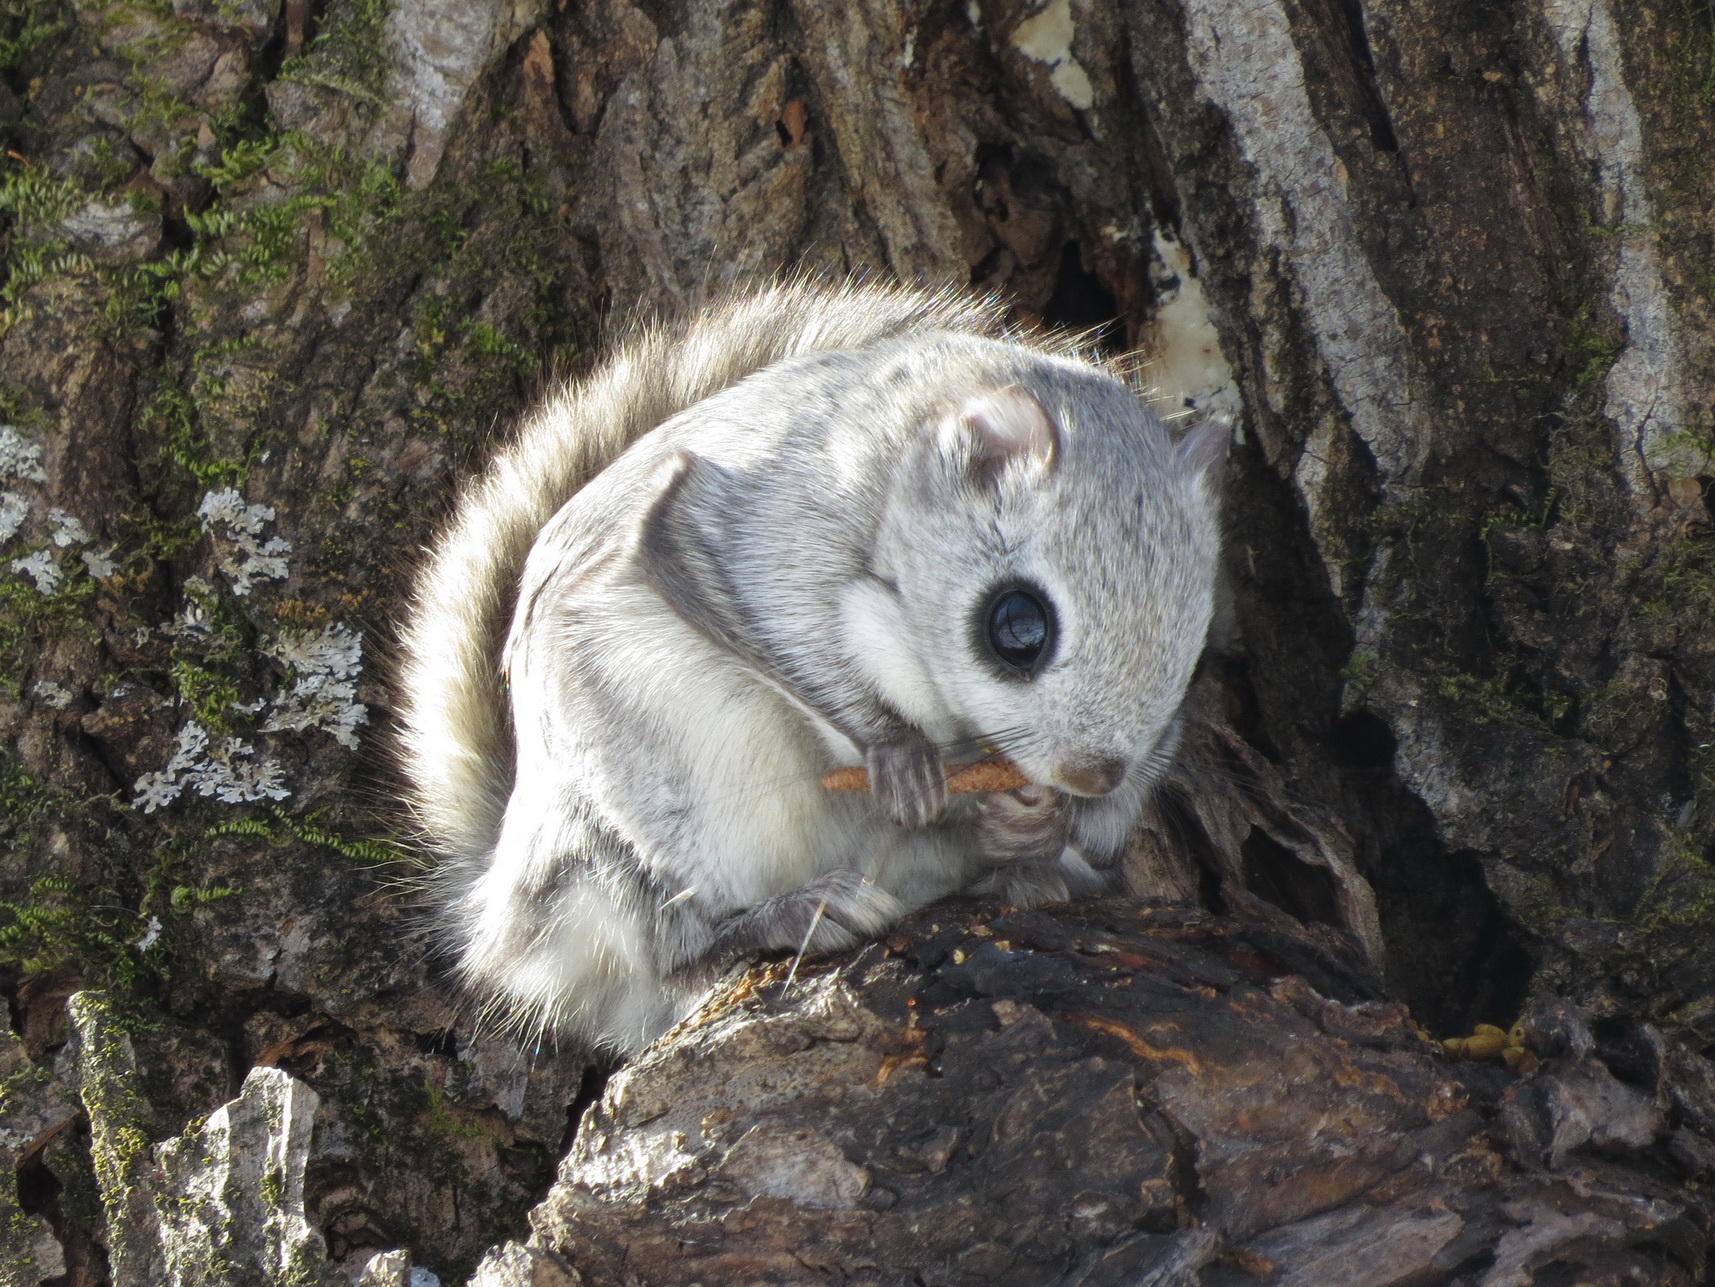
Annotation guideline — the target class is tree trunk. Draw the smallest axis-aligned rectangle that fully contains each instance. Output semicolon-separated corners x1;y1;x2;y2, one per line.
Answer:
1;0;1712;1281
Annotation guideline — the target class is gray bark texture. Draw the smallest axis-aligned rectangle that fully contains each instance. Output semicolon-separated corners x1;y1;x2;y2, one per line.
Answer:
1;0;1713;1282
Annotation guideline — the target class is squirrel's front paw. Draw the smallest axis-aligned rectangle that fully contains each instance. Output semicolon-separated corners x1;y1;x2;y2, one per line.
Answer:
867;738;948;828
975;785;1068;865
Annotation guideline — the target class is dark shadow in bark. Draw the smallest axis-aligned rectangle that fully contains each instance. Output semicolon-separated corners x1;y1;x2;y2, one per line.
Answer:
1041;242;1122;353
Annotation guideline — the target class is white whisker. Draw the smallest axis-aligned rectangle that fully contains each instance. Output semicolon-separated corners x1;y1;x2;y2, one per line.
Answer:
779;893;831;1000
658;886;698;912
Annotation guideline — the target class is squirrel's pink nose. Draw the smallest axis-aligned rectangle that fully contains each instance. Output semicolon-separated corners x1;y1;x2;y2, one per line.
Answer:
1055;757;1127;797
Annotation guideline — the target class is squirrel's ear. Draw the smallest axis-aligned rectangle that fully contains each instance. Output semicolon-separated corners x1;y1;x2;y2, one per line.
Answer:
1176;414;1231;485
945;385;1059;488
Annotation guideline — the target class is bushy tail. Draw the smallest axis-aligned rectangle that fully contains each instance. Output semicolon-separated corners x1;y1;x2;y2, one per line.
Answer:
396;279;1009;869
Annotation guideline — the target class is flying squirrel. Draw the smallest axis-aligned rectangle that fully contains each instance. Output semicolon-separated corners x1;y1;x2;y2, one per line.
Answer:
397;280;1225;1053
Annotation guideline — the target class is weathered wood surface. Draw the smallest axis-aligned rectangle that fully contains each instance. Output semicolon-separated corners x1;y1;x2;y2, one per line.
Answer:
476;902;1711;1287
1;0;1712;1279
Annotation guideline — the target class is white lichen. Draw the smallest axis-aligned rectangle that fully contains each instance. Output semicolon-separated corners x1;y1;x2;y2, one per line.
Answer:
0;426;48;483
197;488;292;595
10;549;63;595
134;915;163;951
168;599;214;639
262;623;368;750
47;508;90;546
1146;228;1242;421
132;721;291;813
132;768;184;814
0;492;28;543
32;680;74;710
59;198;153;253
81;547;119;578
1011;0;1095;111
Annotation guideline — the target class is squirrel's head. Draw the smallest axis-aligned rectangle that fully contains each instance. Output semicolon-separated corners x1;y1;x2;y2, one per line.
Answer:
874;368;1224;799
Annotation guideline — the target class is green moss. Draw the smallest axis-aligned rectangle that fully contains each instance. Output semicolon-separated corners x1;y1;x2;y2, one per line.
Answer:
1564;302;1624;393
64;990;158;1258
0;160;102;330
278;0;393;104
0;866;157;990
423;1078;485;1138
0;165;86;226
0;565;100;694
205;806;413;869
1;1205;55;1281
1636;530;1715;626
258;1165;284;1207
2;755;252;1000
0;0;66;71
1435;670;1570;730
166;881;240;911
467;318;532;368
1337;648;1380;705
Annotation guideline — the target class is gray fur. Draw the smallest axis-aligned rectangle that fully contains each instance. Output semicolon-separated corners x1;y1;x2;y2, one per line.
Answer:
398;282;1222;1054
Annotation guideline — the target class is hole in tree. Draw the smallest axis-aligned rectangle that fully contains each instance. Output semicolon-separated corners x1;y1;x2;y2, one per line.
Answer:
1041;242;1121;352
15;1152;59;1215
1239;828;1344;928
1328;710;1397;770
1373;825;1536;1034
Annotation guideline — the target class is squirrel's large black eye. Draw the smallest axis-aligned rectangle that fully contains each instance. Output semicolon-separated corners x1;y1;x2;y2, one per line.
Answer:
982;586;1056;677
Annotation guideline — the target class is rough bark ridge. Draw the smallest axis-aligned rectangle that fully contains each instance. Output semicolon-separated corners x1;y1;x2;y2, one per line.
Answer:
0;0;1712;1281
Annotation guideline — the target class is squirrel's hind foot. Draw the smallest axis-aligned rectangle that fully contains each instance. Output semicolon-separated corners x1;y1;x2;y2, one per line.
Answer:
708;867;904;958
967;846;1119;907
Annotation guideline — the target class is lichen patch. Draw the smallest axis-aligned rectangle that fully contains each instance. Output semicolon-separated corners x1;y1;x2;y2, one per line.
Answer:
1180;0;1426;489
132;721;292;813
261;622;369;750
46;508;89;547
197;488;292;595
0;426;47;483
9;549;63;595
1145;229;1241;422
0;493;28;543
1011;0;1096;111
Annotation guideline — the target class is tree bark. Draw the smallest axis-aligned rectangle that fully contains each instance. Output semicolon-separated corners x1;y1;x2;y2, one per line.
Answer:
479;905;1706;1287
1;0;1712;1281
